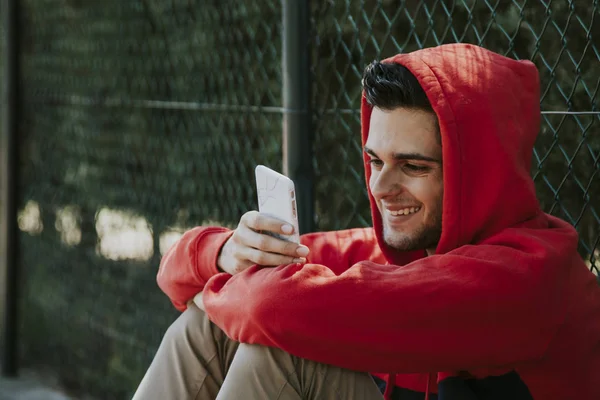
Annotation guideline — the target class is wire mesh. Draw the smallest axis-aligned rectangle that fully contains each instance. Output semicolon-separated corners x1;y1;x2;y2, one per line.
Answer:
6;0;599;399
15;1;282;398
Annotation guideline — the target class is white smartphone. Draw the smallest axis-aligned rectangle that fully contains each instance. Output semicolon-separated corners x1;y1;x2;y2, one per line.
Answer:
255;165;300;243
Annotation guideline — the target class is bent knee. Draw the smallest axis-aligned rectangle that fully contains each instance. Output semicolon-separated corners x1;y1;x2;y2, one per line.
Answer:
235;343;293;366
163;303;207;344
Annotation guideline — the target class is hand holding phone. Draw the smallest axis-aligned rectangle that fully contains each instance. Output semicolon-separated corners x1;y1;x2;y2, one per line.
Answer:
217;211;309;274
216;166;308;274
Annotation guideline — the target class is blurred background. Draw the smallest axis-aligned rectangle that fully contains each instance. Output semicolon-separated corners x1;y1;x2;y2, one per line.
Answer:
0;0;598;399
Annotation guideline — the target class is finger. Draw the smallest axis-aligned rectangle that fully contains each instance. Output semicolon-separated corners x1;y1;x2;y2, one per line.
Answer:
237;225;308;257
241;211;295;235
241;247;301;267
229;258;255;275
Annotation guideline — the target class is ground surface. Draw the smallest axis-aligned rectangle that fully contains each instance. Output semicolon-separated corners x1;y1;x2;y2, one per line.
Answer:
0;371;73;400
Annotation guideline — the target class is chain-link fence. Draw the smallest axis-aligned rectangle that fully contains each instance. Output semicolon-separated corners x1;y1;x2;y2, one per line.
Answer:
0;1;598;399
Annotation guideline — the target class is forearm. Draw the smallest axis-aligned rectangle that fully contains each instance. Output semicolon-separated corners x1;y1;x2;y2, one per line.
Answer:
157;226;232;311
204;247;564;373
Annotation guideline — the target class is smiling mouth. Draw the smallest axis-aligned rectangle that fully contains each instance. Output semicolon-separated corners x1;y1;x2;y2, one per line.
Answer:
387;206;421;216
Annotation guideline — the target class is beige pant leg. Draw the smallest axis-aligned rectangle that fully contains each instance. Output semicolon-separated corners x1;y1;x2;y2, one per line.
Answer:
216;343;384;400
132;303;239;400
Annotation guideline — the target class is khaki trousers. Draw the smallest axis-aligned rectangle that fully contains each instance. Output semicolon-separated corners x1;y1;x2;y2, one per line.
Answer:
132;303;384;400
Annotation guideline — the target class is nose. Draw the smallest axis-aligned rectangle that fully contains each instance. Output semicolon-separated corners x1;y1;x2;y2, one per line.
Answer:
370;166;405;200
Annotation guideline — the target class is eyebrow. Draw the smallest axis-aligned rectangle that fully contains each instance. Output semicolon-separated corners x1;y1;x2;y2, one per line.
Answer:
363;147;441;163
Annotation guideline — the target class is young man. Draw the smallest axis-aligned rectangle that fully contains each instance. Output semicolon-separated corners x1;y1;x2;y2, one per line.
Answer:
134;44;600;399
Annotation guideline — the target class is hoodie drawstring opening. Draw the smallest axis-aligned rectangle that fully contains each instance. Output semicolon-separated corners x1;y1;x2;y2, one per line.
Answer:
383;373;395;400
425;372;432;400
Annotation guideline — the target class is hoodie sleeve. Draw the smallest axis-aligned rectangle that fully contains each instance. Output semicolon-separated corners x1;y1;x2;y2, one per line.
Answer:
203;229;571;373
299;228;385;272
157;226;233;311
157;226;382;311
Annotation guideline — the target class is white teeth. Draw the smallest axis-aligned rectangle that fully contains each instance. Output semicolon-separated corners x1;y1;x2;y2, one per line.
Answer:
389;207;420;216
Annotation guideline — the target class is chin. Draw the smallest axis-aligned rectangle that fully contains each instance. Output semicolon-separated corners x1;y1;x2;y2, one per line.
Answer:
384;226;441;253
382;223;428;252
383;233;416;252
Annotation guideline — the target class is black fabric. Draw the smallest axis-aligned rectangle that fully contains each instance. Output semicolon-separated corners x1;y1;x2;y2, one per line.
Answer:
438;371;533;400
372;375;439;400
372;371;532;400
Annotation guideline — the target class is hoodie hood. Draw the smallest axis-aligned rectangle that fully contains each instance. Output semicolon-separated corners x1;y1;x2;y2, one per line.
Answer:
361;43;542;262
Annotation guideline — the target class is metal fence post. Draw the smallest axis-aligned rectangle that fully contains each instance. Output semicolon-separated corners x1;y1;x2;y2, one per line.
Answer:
1;0;20;376
282;0;314;234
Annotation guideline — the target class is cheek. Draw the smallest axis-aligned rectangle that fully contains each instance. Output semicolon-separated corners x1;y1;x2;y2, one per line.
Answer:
406;178;441;209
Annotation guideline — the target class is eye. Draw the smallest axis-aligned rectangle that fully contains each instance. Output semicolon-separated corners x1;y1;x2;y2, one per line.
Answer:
403;163;430;173
368;159;383;169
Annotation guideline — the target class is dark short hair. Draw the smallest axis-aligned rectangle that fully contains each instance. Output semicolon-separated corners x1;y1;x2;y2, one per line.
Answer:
362;60;440;144
362;61;433;112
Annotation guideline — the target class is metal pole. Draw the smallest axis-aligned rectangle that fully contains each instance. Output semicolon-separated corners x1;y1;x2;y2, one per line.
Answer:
1;0;20;376
282;0;314;234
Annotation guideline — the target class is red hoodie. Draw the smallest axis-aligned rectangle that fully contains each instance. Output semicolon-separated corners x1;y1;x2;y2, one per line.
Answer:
157;44;600;399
